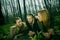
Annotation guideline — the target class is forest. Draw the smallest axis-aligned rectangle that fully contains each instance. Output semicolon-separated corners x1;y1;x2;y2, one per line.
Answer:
0;0;60;40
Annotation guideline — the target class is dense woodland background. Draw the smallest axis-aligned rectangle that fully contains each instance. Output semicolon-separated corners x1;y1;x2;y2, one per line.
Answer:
0;0;60;40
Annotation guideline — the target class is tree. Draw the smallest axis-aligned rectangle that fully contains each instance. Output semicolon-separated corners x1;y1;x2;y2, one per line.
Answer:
34;0;37;14
23;0;27;21
17;0;22;18
0;2;4;25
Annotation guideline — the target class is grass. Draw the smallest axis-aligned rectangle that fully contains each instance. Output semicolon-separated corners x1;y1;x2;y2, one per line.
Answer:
0;24;14;40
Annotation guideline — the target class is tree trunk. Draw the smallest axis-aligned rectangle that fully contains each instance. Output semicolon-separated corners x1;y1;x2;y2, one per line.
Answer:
23;0;27;21
0;2;4;25
17;0;22;19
